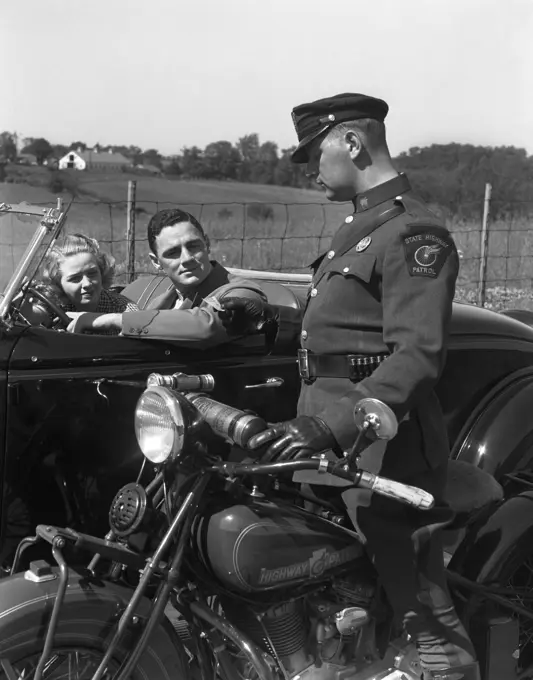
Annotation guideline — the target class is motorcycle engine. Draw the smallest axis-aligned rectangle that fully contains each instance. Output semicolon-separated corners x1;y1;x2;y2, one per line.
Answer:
222;573;377;680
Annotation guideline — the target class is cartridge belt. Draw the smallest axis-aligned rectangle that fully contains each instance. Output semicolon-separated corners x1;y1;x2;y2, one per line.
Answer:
297;349;389;384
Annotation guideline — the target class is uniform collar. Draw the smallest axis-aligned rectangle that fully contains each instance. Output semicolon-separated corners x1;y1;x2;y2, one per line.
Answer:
352;172;411;213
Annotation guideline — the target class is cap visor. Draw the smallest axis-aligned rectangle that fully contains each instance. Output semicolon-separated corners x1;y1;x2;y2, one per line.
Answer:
290;125;330;163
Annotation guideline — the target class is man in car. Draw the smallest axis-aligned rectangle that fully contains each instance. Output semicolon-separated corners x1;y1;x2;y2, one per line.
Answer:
221;94;479;680
66;208;265;347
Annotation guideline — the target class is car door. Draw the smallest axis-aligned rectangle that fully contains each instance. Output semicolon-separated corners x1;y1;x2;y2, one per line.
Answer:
3;326;299;548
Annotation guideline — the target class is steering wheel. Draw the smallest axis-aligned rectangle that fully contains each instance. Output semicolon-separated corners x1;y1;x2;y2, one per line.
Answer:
25;286;72;328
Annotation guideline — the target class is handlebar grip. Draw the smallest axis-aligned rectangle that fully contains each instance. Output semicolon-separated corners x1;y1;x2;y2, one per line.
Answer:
358;471;435;510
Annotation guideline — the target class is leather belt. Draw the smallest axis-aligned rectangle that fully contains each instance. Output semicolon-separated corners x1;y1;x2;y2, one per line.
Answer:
297;349;389;384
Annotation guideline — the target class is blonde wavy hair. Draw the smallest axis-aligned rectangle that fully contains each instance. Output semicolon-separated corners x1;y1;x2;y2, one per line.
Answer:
37;233;116;306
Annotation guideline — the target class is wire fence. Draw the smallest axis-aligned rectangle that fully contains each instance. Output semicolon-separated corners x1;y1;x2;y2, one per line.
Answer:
1;182;533;311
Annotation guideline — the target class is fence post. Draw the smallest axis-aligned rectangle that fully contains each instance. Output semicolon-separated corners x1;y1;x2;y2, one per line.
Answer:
477;182;492;307
126;180;137;283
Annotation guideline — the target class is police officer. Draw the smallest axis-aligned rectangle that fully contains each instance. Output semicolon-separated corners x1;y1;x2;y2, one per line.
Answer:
66;208;265;345
222;94;480;680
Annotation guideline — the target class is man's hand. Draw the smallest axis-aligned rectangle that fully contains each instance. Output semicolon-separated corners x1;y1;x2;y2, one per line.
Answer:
247;415;338;462
219;297;277;337
66;312;122;334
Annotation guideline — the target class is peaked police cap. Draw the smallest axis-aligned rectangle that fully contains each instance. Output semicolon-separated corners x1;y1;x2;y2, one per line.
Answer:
290;92;389;163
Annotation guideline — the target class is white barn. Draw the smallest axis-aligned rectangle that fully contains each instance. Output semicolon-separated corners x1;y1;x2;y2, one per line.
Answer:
58;150;87;171
58;148;133;172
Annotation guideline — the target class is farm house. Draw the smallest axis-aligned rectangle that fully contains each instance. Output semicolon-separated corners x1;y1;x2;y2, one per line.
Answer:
58;149;133;172
58;150;87;170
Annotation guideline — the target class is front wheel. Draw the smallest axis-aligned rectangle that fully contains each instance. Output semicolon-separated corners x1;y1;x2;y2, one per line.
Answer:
0;616;186;680
0;619;179;680
0;570;189;680
3;645;128;680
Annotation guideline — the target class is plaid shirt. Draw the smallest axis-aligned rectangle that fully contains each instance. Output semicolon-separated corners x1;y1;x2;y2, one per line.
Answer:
64;289;138;335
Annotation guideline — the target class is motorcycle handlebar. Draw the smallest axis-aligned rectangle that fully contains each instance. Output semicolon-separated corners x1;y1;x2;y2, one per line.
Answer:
213;459;435;511
356;470;435;510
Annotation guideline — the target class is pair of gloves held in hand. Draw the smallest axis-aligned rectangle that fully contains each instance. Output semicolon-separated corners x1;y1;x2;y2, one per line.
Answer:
220;297;341;462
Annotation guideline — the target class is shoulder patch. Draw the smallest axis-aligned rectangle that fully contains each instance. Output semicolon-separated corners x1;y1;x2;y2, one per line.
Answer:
402;232;453;278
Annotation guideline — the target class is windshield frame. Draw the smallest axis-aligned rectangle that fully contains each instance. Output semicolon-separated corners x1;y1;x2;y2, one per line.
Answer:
0;199;69;325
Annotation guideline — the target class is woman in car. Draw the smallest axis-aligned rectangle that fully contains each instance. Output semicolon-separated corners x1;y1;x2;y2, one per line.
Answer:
32;233;138;333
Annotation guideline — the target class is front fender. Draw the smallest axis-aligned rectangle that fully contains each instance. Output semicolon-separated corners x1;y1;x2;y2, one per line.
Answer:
0;566;185;675
452;368;533;480
448;491;533;582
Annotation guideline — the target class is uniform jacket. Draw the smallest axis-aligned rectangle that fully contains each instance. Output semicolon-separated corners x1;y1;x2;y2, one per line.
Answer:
121;262;265;348
297;173;459;480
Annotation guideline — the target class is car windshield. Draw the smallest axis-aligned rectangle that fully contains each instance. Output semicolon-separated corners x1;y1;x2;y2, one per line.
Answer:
0;199;68;323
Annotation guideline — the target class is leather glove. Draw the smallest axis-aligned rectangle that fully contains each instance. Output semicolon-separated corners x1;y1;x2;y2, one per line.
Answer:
219;297;278;337
247;416;338;463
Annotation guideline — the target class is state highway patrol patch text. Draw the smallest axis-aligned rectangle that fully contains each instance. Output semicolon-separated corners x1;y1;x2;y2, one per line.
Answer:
402;233;452;278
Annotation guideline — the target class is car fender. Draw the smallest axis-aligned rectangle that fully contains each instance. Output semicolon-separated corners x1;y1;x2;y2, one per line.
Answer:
0;566;185;673
499;309;533;327
452;368;533;480
448;491;533;581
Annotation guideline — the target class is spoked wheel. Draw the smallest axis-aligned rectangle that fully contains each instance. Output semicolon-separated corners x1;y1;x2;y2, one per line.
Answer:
1;648;119;680
460;550;533;679
448;493;533;679
0;586;189;680
503;554;533;678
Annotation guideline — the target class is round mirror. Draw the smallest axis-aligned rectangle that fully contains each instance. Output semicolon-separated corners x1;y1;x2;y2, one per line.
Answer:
353;398;398;440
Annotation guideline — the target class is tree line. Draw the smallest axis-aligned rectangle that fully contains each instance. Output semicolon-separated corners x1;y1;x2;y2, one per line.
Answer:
1;131;532;218
395;143;533;218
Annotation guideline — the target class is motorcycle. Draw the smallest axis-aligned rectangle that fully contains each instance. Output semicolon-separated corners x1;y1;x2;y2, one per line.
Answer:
1;371;532;680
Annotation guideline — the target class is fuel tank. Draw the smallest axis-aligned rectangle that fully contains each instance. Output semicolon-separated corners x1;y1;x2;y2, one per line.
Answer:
198;498;364;593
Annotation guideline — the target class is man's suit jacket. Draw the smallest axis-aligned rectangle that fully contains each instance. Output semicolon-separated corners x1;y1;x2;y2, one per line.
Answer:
121;262;265;348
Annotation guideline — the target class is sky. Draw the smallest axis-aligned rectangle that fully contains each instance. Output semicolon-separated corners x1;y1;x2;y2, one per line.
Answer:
2;0;532;158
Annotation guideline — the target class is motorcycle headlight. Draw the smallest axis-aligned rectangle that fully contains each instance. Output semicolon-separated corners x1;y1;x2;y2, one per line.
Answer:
135;387;185;464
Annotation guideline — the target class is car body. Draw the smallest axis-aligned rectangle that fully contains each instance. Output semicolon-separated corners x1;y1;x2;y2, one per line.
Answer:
2;202;533;567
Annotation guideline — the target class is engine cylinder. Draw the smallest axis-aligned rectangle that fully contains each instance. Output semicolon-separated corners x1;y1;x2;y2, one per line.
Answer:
222;599;306;659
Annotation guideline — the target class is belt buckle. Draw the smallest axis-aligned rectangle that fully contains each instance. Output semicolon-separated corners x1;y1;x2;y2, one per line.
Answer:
297;349;313;383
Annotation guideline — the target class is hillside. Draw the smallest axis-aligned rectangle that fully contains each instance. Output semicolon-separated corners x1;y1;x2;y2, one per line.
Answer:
0;170;352;283
79;173;330;205
2;152;532;298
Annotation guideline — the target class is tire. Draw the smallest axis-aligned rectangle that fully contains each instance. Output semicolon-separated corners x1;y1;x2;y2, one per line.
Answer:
0;571;189;680
473;539;533;677
0;616;188;680
452;494;533;677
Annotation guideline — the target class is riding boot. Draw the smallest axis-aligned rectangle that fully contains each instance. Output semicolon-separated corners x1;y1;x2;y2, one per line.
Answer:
422;662;481;680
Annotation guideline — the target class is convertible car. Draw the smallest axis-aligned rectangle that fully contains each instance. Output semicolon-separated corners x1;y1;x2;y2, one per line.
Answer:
2;200;533;570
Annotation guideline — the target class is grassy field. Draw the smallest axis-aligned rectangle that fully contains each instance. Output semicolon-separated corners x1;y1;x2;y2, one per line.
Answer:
0;168;352;287
1;167;533;310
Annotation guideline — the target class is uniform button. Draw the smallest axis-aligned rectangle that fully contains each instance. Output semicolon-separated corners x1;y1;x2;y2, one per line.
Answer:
301;330;308;340
345;215;354;223
310;288;318;297
327;250;335;259
343;266;350;273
